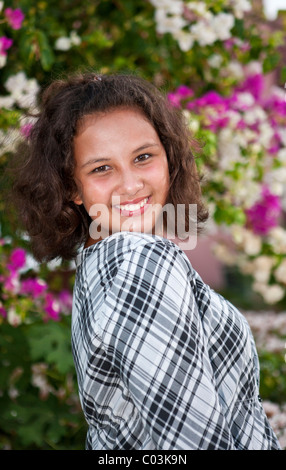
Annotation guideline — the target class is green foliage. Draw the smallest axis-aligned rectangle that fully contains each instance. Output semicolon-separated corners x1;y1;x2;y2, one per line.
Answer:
214;201;246;226
0;240;86;449
1;0;282;96
27;320;74;375
0;319;86;450
259;350;286;404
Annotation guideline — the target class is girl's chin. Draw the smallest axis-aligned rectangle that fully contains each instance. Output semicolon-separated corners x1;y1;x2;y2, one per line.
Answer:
118;216;163;236
89;204;165;240
88;220;163;244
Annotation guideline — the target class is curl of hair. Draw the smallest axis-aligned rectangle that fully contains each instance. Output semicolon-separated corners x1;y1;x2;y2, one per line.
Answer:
11;72;208;262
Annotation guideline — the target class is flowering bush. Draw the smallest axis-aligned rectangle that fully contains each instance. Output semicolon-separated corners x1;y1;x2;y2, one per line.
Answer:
244;310;286;448
167;66;286;304
0;4;24;67
147;1;285;303
0;239;74;324
0;238;86;449
150;0;283;92
0;0;286;449
150;0;251;50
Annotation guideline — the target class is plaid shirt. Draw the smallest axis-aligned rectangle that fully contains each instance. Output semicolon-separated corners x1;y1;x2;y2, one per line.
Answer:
72;232;280;450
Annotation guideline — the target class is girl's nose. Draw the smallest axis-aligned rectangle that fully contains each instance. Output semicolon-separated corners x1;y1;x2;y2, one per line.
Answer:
118;169;144;196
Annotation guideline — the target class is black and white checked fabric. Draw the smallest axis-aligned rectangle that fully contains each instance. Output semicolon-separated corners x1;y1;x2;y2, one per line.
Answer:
72;232;281;450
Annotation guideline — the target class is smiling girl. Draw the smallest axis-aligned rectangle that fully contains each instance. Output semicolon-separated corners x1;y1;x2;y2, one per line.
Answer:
73;107;170;242
12;72;280;450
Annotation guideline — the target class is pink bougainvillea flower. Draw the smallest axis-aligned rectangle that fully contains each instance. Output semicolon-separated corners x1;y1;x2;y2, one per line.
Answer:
3;270;19;293
58;289;73;313
236;73;264;101
227;91;255;112
224;38;235;50
8;248;26;271
4;8;25;30
185;91;229;130
175;85;194;98
44;293;60;321
267;130;282;154
194;91;225;107
0;36;13;55
236;119;247;130
186;91;228;118
168;85;194;108
207;115;230;132
246;186;282;235
21;278;47;298
20;123;33;138
0;305;7;319
264;94;286;119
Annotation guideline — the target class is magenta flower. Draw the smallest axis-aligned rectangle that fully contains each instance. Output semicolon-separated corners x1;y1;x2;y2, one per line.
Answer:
185;91;229;130
168;85;194;108
4;8;25;30
44;293;60;321
21;278;47;298
20;123;33;138
186;91;228;120
3;270;19;293
0;306;7;319
236;74;264;101
58;290;73;313
224;38;235;50
0;36;13;56
264;94;286;119
267;131;282;154
228;91;254;112
207;115;230;132
194;91;225;107
246;186;282;235
8;248;26;271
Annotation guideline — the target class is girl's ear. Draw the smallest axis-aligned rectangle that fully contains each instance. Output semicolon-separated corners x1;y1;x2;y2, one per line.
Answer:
72;181;83;205
72;188;83;205
73;194;83;205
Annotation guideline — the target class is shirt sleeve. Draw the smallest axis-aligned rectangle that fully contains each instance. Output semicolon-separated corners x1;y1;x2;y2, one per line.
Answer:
99;239;236;450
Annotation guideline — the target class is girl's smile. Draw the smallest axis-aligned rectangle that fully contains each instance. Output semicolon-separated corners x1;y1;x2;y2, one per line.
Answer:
73;108;170;242
114;195;151;217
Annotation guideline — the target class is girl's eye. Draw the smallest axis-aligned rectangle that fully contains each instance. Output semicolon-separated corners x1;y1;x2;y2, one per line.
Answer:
91;165;110;174
135;153;151;163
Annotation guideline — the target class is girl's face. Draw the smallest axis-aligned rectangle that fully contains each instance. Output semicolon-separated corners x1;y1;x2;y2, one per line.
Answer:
73;107;170;243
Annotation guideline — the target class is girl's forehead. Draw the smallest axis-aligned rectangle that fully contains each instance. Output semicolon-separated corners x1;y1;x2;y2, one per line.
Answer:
76;106;153;134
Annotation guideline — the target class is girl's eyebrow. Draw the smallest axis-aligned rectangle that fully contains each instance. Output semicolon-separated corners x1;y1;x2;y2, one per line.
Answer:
80;157;110;169
80;143;160;169
132;143;160;154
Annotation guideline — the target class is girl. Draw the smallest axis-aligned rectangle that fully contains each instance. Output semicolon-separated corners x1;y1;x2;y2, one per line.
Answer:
13;72;280;450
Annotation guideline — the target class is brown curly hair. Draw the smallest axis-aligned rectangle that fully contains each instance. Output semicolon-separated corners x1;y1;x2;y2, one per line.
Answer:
12;72;208;262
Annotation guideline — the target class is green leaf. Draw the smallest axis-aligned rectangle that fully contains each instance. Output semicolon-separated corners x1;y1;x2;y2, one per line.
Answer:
1;396;70;448
27;321;74;374
280;66;286;84
0;324;30;391
35;30;55;71
214;202;246;226
0;109;22;129
232;18;244;38
18;29;36;65
263;53;280;74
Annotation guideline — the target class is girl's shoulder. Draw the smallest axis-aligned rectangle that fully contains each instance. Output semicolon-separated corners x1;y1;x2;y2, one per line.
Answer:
76;231;192;277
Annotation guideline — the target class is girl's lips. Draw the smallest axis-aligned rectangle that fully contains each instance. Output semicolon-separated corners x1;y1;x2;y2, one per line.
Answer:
114;196;151;216
119;196;149;206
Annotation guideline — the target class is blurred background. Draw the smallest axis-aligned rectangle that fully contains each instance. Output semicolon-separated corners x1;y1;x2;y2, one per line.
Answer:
0;0;286;449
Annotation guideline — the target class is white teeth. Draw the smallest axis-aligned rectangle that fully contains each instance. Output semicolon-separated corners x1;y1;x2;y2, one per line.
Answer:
117;197;149;212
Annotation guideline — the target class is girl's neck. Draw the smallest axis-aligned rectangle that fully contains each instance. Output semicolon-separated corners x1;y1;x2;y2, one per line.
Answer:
84;236;99;248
